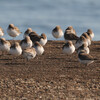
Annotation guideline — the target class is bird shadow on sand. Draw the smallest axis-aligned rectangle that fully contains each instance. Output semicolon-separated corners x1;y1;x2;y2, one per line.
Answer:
63;66;80;68
96;47;100;51
93;42;100;45
63;65;88;69
5;62;25;65
0;58;12;61
47;57;65;60
47;57;78;63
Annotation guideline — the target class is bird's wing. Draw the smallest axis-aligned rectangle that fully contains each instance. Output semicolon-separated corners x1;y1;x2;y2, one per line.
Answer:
14;27;21;33
80;54;94;60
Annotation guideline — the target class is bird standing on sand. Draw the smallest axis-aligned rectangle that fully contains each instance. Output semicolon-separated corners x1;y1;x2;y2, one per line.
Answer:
34;41;44;55
52;26;63;39
23;28;32;38
29;32;47;46
9;42;22;56
65;26;76;35
29;31;40;43
39;33;47;46
0;27;4;37
64;32;79;43
86;29;94;39
77;43;90;54
75;36;88;49
81;32;91;46
0;38;11;55
22;48;36;61
62;41;75;55
7;24;21;40
64;26;79;43
20;36;33;50
78;50;95;66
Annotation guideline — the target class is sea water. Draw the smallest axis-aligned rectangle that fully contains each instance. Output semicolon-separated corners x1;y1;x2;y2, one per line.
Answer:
0;0;100;40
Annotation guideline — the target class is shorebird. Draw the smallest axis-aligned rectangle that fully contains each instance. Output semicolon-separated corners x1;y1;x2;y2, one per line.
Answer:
7;24;21;40
78;50;95;66
81;32;91;46
20;36;33;50
33;41;44;55
0;38;11;55
75;36;88;49
29;31;39;42
77;43;90;54
9;42;22;56
64;30;79;43
0;27;4;37
29;32;47;46
22;48;36;61
86;29;94;39
23;28;32;38
29;31;38;37
52;25;63;39
65;26;76;35
39;33;47;46
62;41;75;55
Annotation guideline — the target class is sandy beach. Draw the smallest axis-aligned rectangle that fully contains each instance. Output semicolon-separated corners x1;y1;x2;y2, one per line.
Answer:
0;40;100;100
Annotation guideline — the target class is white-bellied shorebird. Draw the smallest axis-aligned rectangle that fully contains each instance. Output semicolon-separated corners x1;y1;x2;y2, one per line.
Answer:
75;36;88;49
52;25;63;39
86;29;94;39
0;38;11;55
78;50;96;66
77;43;90;54
7;24;21;40
62;41;75;55
9;42;22;56
33;41;44;55
22;47;36;61
20;36;33;50
23;28;32;38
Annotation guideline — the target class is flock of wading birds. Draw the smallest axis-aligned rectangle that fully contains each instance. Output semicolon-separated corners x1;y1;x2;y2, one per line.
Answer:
0;24;96;66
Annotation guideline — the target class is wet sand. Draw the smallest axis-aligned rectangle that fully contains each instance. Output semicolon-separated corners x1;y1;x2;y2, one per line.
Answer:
0;40;100;99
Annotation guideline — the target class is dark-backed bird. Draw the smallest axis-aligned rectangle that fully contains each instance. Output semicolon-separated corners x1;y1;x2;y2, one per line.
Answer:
64;30;79;43
29;32;47;46
78;50;95;66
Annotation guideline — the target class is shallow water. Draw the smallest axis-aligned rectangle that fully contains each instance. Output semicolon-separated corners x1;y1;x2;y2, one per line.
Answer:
0;0;100;40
